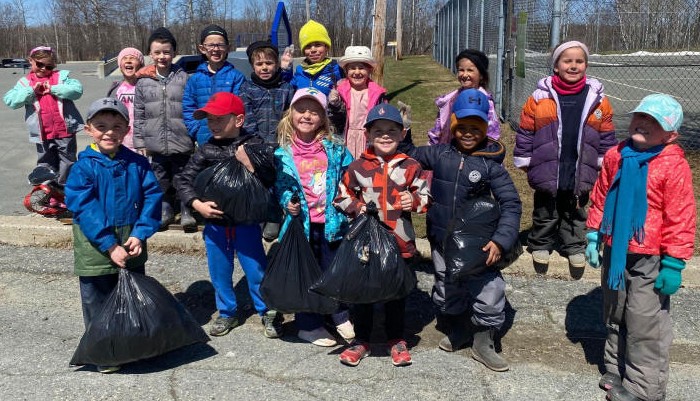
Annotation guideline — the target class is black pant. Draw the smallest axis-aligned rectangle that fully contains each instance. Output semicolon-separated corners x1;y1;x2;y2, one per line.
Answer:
528;190;588;256
352;297;406;343
150;152;192;206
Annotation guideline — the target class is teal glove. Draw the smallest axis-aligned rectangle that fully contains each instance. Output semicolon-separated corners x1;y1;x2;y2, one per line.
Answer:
585;231;601;268
654;256;685;295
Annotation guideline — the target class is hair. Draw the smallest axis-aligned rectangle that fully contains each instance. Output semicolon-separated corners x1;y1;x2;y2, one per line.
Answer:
30;50;56;62
276;107;337;147
250;47;279;64
455;49;489;89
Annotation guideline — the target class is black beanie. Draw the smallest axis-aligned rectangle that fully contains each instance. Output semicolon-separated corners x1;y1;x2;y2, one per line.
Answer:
455;49;489;88
200;24;229;45
246;40;279;63
148;27;177;52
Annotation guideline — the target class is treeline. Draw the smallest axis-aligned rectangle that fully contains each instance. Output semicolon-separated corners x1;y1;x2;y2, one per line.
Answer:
0;0;442;61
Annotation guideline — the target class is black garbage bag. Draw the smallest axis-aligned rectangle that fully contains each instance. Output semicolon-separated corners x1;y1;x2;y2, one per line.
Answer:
444;196;522;280
310;202;416;304
193;157;270;225
260;216;338;314
70;269;209;367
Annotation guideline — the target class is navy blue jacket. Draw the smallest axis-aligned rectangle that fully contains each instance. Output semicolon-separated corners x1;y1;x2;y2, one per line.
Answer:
409;139;522;251
239;78;294;143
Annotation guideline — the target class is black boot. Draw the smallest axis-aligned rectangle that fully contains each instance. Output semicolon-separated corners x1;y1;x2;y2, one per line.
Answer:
160;201;174;229
471;326;509;371
180;201;197;231
438;314;470;352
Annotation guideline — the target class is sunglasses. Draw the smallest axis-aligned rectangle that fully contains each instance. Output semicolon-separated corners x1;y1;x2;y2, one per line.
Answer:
35;61;55;70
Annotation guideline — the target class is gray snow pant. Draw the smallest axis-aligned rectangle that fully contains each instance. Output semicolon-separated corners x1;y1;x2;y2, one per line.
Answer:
602;248;671;401
431;242;506;328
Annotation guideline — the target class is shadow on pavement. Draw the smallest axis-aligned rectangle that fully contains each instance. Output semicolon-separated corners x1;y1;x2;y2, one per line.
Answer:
174;280;216;325
116;342;218;374
565;286;607;373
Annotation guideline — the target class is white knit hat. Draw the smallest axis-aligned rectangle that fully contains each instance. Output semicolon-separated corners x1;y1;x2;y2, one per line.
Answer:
551;41;589;71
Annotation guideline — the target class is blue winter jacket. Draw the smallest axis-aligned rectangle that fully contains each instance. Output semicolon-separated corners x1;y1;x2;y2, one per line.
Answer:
182;61;247;145
65;145;163;275
274;138;353;242
282;59;344;96
240;78;295;143
408;139;522;251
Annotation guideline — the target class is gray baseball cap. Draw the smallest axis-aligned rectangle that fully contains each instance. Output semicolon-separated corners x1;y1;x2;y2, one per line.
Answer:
86;97;129;123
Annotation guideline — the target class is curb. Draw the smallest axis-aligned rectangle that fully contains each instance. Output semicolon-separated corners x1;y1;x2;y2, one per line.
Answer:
1;214;697;287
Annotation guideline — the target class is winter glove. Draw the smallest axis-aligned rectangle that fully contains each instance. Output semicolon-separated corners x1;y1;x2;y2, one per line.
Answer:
585;231;601;268
397;100;412;129
654;255;685;295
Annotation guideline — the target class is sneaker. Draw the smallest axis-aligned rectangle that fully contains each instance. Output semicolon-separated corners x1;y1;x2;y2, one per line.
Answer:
209;316;239;337
532;250;550;274
297;327;337;347
388;339;412;367
335;320;355;342
261;310;283;339
599;372;622;391
97;365;121;374
339;342;370;367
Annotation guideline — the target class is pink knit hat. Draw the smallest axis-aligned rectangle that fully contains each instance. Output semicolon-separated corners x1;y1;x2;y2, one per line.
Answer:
118;47;144;69
551;41;589;70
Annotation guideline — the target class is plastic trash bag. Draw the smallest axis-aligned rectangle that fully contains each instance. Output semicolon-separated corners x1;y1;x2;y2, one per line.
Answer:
444;196;522;280
70;269;209;367
260;216;338;314
311;202;416;304
193;157;271;225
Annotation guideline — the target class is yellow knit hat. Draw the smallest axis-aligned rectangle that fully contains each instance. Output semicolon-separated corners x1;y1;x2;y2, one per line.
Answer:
299;20;332;51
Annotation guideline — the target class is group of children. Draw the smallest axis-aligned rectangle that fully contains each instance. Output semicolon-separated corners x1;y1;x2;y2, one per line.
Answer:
2;21;694;400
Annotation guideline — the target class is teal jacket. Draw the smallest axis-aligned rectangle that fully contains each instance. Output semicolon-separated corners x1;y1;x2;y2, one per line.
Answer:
274;138;352;242
3;69;83;143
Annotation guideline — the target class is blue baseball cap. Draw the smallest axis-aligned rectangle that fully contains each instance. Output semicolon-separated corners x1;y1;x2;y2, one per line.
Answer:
364;103;404;128
452;89;489;122
630;94;683;132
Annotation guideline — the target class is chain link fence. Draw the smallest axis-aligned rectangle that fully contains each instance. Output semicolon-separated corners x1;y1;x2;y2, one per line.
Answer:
434;0;700;149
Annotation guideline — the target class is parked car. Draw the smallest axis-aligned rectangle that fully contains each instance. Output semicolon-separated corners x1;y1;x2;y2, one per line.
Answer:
1;58;30;68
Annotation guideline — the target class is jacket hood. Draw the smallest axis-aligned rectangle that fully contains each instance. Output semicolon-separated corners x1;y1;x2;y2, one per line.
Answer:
135;64;183;80
360;147;409;165
450;138;506;163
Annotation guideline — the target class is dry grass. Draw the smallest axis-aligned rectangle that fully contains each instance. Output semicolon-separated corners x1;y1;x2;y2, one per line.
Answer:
383;56;699;254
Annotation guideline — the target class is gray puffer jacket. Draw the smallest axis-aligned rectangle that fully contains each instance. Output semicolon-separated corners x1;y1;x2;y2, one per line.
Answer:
133;64;193;155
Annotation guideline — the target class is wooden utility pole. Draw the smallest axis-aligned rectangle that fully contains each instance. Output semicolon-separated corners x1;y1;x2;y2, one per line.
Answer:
396;0;403;60
372;0;387;85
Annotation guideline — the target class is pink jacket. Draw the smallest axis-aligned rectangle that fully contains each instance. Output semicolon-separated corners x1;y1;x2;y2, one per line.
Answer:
587;141;696;259
336;79;387;136
427;87;500;145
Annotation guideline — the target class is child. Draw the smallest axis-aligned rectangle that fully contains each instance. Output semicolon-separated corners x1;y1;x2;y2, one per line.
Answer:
173;92;282;339
65;97;163;373
280;19;344;96
333;103;430;367
274;87;354;347
107;47;144;151
240;40;295;144
409;89;521;372
331;45;387;159
3;46;83;187
513;40;617;276
183;24;247;147
133;27;194;229
427;49;500;145
586;94;696;401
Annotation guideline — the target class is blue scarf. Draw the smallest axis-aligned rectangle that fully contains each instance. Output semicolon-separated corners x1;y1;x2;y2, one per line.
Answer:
600;142;664;290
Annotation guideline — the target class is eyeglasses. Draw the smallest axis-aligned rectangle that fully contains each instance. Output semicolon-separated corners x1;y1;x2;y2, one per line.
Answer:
35;61;55;70
201;43;227;50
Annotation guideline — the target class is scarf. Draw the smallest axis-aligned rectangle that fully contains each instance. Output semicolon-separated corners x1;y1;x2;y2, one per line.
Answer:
551;74;586;95
302;58;332;76
250;69;283;89
600;142;664;290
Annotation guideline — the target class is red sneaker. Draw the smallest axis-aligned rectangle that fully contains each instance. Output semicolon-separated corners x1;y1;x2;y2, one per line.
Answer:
339;342;370;367
388;339;412;367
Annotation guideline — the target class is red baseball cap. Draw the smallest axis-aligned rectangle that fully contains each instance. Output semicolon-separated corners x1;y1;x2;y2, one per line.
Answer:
194;92;245;119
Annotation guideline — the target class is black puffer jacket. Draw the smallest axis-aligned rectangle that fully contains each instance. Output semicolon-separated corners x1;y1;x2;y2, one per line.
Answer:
174;134;276;224
408;139;522;251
